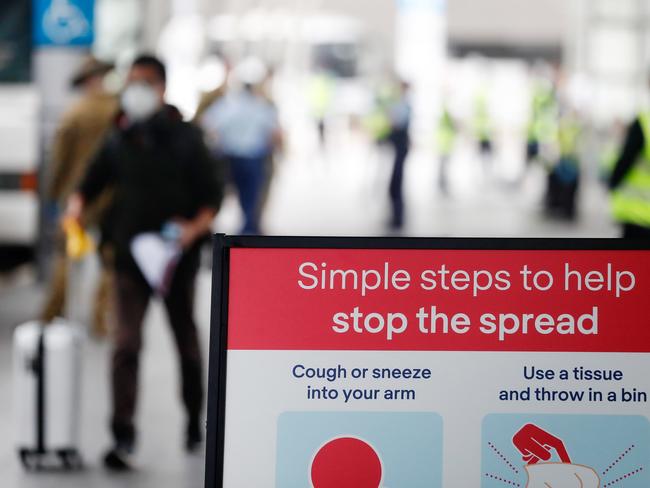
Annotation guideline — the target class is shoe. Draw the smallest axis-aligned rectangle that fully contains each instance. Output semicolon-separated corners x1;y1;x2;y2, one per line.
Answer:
186;420;203;453
387;218;404;233
103;444;135;471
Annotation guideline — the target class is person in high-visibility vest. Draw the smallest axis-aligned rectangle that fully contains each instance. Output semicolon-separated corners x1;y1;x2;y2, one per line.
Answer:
437;105;456;194
557;112;581;163
309;70;335;147
609;112;650;238
474;90;493;159
545;109;581;219
364;87;393;145
526;80;558;164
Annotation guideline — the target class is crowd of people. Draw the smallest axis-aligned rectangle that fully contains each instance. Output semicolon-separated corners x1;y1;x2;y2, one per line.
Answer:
40;52;650;471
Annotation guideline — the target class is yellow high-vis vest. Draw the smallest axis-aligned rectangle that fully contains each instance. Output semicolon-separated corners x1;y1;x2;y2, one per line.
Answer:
437;109;455;156
611;112;650;227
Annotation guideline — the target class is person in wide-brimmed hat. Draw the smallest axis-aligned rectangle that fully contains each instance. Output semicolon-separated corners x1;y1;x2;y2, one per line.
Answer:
42;55;119;337
70;56;114;88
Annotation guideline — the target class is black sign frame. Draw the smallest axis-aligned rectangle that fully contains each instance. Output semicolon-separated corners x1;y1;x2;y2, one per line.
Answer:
204;234;650;488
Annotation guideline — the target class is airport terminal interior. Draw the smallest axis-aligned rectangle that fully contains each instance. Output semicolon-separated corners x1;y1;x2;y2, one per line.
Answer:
0;0;648;486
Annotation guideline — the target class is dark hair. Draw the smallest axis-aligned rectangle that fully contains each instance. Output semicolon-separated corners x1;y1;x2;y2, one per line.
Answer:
132;54;166;84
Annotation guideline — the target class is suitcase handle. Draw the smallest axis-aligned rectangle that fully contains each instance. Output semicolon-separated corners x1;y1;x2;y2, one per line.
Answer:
35;325;46;454
27;355;41;375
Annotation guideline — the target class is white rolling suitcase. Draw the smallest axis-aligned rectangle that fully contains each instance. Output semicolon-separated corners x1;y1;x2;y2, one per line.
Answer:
13;318;84;470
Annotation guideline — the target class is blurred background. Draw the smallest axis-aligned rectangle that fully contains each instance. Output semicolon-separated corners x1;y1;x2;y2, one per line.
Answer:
1;0;649;486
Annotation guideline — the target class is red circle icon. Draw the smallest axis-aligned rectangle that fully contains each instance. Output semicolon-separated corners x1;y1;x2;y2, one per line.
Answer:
310;437;382;488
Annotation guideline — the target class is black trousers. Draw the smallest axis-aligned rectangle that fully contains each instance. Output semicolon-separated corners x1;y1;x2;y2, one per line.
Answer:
110;251;203;447
622;223;650;240
389;132;409;227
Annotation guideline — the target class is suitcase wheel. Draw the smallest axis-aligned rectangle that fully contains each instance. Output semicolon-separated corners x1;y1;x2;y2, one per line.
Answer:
59;450;83;471
18;449;83;471
19;450;38;471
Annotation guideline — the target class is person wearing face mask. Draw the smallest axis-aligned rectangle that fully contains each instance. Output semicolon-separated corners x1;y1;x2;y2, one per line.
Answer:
65;55;224;470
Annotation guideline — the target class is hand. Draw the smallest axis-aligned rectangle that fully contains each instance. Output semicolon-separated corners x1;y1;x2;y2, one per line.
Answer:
63;193;84;224
512;424;571;465
173;219;200;250
172;208;216;249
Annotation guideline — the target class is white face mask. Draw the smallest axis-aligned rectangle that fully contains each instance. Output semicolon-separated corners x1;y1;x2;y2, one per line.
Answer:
121;82;161;123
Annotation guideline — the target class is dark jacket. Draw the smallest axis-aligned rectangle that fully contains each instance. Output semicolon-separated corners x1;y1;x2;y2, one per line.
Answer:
78;105;224;271
609;118;643;190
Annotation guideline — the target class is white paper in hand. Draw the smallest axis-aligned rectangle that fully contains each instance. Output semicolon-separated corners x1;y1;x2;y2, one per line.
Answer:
130;233;181;295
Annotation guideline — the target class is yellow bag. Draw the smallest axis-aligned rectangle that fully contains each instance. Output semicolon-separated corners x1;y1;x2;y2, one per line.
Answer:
62;217;95;260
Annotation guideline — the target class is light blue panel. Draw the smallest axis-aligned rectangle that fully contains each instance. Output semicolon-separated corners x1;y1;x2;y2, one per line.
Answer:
276;411;443;488
482;414;650;487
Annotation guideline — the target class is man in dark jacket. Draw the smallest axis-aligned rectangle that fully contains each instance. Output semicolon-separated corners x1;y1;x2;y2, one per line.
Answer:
65;55;223;470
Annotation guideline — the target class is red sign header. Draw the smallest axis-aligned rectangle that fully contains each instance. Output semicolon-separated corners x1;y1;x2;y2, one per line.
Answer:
227;248;650;352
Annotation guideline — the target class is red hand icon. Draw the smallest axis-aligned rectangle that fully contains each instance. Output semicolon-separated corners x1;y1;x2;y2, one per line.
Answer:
512;424;572;465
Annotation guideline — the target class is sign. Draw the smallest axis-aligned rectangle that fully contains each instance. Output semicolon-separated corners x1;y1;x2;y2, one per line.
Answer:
206;236;650;487
33;0;93;47
0;0;32;82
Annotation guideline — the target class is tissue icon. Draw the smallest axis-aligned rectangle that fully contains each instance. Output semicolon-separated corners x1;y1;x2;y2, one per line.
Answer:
525;463;600;488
